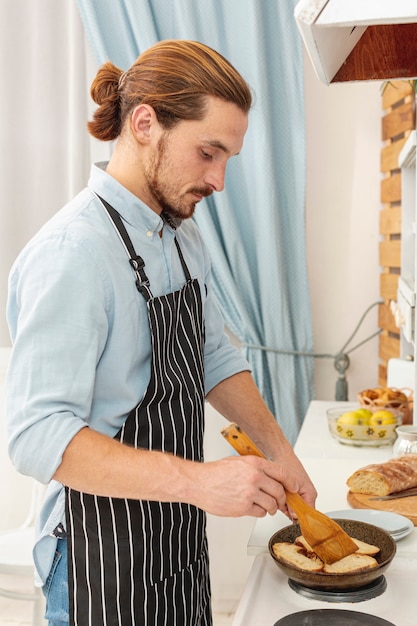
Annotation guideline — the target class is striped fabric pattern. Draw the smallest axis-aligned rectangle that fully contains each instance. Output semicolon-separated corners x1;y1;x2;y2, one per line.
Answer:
66;214;212;623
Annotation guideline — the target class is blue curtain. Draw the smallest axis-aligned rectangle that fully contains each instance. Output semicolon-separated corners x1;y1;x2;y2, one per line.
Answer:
76;0;314;444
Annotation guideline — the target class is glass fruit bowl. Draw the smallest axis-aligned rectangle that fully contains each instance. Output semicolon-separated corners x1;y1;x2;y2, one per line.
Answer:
327;404;403;447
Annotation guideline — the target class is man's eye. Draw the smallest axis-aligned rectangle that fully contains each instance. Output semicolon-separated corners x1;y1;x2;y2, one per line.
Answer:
201;151;213;160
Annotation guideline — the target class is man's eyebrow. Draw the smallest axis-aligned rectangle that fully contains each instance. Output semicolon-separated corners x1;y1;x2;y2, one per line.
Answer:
203;140;239;156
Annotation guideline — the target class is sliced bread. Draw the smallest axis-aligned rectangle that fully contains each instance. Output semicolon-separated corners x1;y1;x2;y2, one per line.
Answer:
272;542;324;571
323;553;378;574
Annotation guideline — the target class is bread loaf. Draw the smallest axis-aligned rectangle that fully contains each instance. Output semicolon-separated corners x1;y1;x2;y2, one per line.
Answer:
347;454;417;495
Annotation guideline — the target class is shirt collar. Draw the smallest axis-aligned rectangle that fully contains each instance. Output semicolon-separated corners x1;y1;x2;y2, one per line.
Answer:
88;162;182;234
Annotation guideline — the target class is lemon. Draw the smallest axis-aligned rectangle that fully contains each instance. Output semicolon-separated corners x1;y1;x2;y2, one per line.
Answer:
336;411;360;426
369;410;397;425
355;408;372;424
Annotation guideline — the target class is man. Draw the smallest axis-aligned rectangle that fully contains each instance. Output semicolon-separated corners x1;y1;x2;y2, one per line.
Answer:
6;40;316;625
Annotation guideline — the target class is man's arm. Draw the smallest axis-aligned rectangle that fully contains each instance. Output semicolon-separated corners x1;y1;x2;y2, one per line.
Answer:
53;392;314;520
53;370;316;518
206;370;317;508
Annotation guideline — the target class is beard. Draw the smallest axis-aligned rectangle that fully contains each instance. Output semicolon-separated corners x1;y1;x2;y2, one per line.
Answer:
144;133;212;220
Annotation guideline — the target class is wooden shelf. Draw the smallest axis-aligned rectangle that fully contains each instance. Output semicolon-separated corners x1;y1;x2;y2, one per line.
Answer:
333;24;417;83
295;0;417;84
379;84;416;384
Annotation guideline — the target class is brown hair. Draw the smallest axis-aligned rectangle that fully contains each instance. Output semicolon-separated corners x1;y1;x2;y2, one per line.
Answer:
87;39;252;141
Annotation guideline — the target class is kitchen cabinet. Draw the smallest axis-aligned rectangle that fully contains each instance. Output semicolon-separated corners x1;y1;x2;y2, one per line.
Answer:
295;0;417;84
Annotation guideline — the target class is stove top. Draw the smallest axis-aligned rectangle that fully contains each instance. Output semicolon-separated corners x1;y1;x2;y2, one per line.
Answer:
231;554;417;626
288;575;387;603
273;609;396;625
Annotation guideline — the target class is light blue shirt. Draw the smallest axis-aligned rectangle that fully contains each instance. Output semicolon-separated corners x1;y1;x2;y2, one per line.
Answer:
5;163;250;584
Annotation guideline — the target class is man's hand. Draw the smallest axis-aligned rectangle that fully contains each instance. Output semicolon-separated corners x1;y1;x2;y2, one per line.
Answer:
186;454;302;518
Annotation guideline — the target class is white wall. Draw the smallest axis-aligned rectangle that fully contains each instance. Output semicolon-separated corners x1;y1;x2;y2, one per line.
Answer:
304;55;382;402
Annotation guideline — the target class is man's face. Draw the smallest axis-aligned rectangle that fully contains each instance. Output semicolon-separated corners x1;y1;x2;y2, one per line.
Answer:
143;97;248;219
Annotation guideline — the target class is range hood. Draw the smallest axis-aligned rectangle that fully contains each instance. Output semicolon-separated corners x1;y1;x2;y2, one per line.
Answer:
294;0;417;84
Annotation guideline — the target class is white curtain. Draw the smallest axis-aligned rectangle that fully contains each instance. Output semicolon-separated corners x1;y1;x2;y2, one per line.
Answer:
0;0;108;346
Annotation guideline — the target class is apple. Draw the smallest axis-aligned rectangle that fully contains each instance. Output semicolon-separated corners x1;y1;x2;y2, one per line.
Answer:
369;410;397;425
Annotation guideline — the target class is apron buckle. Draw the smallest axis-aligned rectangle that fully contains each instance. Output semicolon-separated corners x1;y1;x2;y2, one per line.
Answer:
135;276;150;293
129;256;146;272
129;256;150;296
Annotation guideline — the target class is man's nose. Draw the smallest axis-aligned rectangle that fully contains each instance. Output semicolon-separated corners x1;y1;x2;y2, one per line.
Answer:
204;163;226;192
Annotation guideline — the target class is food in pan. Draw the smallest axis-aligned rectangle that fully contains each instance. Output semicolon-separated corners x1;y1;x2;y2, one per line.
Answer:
322;553;378;574
271;543;323;572
295;534;379;557
271;534;379;574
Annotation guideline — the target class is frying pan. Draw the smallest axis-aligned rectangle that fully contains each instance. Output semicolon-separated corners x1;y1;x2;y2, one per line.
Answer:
268;518;396;590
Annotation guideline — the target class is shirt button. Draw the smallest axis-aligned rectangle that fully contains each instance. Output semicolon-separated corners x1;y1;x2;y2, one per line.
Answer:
146;230;153;238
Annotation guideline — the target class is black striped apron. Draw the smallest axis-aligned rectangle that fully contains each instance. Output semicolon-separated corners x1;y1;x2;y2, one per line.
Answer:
65;199;212;625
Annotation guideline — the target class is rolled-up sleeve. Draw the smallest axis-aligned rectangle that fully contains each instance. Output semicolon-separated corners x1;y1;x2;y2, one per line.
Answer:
201;255;251;395
6;232;110;483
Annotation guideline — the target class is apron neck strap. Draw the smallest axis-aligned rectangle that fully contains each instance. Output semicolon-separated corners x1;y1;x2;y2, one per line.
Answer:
174;238;192;283
96;195;193;298
161;212;192;282
97;195;152;300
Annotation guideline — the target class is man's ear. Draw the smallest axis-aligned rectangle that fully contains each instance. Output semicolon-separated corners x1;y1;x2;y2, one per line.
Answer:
130;104;158;143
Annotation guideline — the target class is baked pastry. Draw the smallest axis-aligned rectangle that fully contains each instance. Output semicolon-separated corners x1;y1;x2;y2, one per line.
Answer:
380;389;408;405
358;387;408;407
347;454;417;495
357;386;413;424
360;388;383;402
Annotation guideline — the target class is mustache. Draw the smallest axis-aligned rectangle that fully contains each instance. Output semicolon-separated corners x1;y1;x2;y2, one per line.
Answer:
189;186;213;198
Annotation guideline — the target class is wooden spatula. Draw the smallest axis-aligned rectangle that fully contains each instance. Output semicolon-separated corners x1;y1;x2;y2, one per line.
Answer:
221;422;358;564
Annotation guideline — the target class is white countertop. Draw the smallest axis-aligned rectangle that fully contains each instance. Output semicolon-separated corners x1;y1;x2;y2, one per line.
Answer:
234;400;417;625
247;401;417;557
232;552;417;626
292;400;396;461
